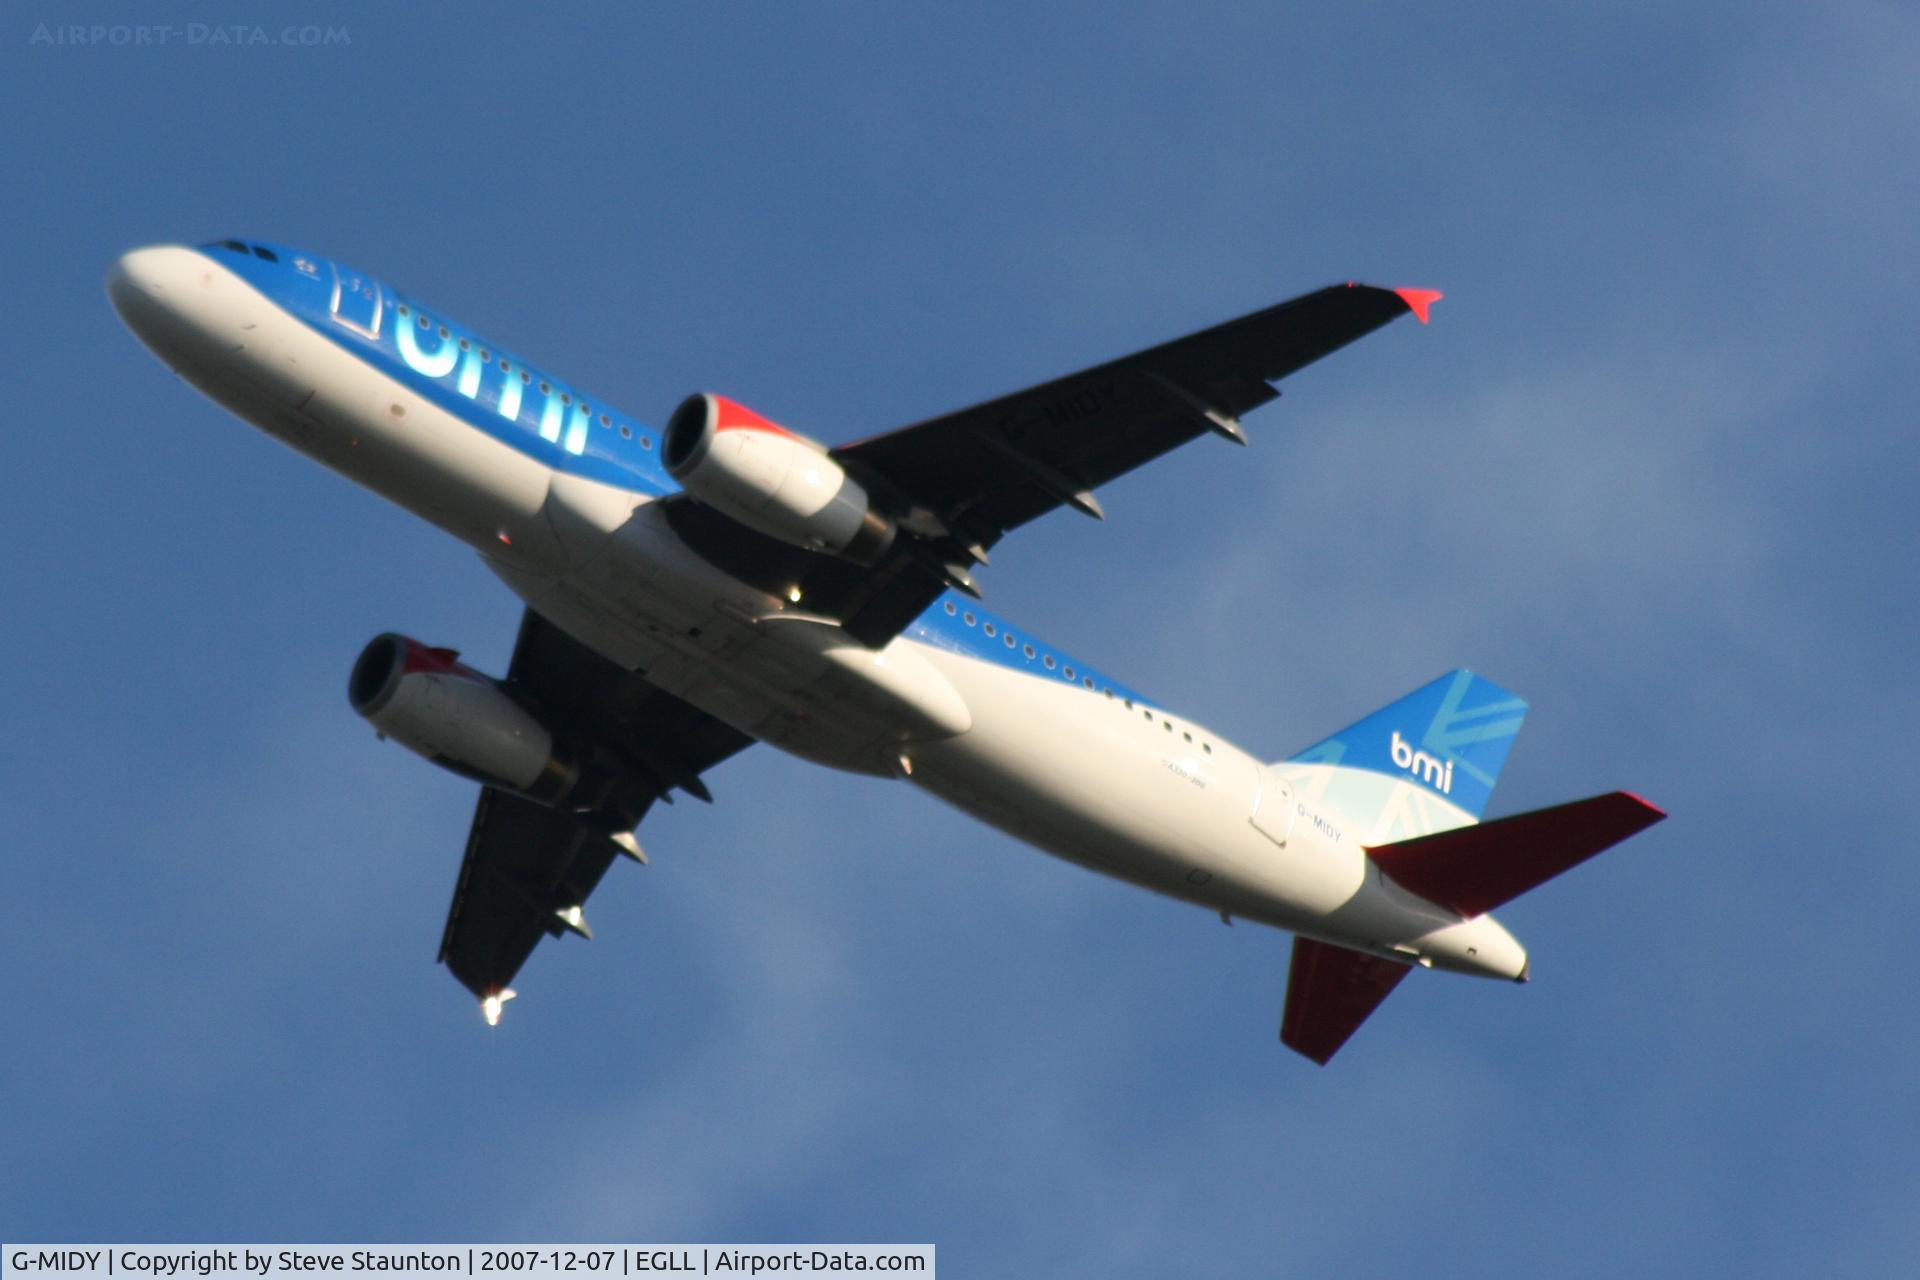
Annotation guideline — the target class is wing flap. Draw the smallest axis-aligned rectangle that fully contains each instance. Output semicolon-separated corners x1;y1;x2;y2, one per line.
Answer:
1280;936;1414;1065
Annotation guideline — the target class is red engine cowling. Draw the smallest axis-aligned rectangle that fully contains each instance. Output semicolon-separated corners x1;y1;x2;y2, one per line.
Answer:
663;393;895;564
348;634;578;801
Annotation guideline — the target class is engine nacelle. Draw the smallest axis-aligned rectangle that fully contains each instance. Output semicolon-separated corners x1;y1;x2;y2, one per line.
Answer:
663;393;895;564
348;634;578;801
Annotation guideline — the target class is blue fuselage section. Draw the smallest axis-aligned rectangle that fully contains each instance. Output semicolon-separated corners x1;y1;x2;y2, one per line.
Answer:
206;237;1150;707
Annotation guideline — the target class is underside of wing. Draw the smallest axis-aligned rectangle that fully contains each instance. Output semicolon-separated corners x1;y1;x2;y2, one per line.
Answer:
435;609;754;1012
438;786;639;1004
1280;935;1415;1065
842;283;1432;538
667;283;1435;645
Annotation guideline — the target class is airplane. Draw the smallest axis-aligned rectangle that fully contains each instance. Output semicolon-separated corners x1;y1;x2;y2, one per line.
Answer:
108;238;1664;1063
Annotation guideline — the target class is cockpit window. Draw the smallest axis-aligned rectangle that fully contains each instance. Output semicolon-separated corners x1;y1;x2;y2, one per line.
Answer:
202;239;279;263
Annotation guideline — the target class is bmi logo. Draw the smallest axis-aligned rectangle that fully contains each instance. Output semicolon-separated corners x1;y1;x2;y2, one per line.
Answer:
1391;730;1454;794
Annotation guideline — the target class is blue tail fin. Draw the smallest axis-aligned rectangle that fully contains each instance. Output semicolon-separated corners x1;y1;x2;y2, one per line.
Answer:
1286;670;1528;821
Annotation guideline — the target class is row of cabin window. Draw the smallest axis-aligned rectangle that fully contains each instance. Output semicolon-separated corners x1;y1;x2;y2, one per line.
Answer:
939;599;1212;753
390;303;656;449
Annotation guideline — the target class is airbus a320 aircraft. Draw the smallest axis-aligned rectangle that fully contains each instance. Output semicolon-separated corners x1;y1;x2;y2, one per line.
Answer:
109;239;1663;1063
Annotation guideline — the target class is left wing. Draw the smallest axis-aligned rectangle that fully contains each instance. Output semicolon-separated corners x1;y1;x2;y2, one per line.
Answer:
436;610;753;1011
666;283;1436;644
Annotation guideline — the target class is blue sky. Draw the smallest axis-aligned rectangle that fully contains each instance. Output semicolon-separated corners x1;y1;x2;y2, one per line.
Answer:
4;2;1916;1273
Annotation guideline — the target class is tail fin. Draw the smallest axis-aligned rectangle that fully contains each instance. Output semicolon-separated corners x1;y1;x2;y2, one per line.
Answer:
1283;670;1528;839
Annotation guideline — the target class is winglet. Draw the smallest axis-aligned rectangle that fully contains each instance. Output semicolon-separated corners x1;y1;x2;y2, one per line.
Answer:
480;988;517;1026
1393;287;1443;324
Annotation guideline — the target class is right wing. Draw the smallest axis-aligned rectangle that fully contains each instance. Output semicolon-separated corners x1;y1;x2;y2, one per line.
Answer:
436;609;754;1012
837;283;1438;540
667;283;1437;645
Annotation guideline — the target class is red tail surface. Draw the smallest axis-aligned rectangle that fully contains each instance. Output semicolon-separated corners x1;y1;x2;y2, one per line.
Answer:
1366;791;1666;919
1280;938;1414;1065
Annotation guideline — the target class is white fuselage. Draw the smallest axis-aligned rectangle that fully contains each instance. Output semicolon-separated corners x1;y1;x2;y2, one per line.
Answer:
108;244;1526;981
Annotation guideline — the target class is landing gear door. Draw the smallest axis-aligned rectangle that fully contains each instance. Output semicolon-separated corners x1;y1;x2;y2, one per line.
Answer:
329;262;384;339
1250;770;1296;846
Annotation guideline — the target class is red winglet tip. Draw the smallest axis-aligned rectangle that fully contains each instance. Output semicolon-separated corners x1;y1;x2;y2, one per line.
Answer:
1394;287;1442;323
1621;791;1668;820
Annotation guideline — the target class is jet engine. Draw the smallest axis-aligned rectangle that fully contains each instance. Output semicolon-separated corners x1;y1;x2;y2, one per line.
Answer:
663;393;896;564
348;634;579;802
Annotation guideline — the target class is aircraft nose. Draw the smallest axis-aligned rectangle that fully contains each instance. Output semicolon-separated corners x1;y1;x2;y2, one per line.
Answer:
107;244;199;315
107;244;236;365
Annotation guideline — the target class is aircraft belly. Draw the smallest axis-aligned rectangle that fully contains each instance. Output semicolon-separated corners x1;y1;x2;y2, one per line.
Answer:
173;262;568;572
483;505;972;776
900;651;1390;932
275;330;563;567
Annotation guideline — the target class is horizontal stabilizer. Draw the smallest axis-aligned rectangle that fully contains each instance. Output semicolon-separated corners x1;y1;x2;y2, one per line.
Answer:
1366;791;1665;919
1280;936;1414;1065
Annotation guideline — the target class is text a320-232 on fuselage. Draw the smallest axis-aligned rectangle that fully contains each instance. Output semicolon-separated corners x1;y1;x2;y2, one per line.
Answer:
108;238;1664;1063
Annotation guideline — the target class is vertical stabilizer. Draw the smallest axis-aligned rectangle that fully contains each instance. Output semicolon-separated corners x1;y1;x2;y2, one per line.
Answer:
1280;670;1528;842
